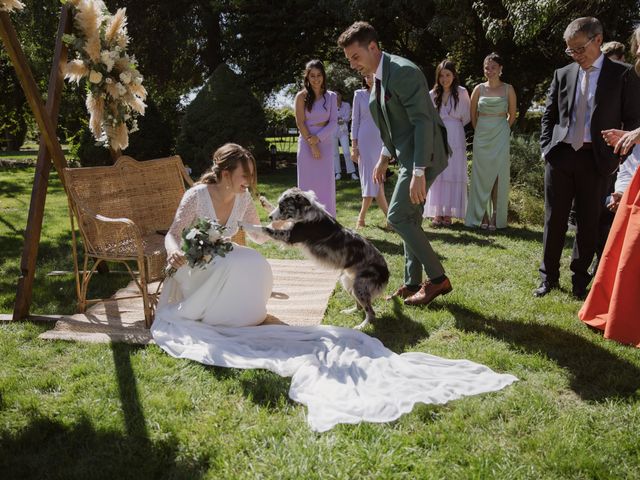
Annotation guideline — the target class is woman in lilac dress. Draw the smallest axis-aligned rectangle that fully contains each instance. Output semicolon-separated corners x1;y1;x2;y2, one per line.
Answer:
295;60;338;216
351;74;388;228
424;60;470;227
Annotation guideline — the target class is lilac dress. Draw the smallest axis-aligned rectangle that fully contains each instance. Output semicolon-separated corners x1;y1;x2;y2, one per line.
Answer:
297;91;338;216
424;86;471;219
351;88;383;197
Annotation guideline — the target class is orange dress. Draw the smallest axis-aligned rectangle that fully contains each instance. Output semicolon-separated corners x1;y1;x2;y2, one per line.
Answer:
579;168;640;347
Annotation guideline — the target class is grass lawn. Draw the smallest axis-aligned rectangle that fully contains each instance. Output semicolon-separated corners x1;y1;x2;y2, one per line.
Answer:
1;165;640;479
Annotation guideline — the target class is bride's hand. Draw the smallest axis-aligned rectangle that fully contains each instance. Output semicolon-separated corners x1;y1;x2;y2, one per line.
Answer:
167;250;186;268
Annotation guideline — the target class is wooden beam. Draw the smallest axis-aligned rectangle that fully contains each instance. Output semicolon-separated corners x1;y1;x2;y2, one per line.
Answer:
11;5;72;320
0;10;67;180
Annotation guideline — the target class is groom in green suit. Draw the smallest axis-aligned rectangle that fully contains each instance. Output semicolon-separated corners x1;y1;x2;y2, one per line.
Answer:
338;21;453;306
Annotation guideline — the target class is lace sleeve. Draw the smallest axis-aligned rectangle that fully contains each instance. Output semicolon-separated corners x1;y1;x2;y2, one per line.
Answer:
165;187;199;253
239;191;269;244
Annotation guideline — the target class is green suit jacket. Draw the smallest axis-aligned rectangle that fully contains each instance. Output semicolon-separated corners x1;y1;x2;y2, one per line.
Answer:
369;52;451;182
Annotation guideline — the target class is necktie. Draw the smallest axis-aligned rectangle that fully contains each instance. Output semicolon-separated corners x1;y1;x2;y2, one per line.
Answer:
571;66;595;151
375;77;382;108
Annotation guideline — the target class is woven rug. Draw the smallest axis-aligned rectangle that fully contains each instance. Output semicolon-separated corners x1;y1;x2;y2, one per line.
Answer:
39;259;340;344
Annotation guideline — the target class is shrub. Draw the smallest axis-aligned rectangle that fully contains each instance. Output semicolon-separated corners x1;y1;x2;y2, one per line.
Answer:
509;133;545;225
176;64;267;177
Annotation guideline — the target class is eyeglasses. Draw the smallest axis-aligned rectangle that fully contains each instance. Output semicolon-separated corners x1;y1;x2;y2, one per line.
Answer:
565;37;595;56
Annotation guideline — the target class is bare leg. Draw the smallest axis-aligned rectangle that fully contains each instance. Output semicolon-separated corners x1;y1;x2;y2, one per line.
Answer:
357;196;374;227
375;188;389;216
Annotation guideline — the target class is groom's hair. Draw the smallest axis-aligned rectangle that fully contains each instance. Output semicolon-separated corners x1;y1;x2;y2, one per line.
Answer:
337;21;378;48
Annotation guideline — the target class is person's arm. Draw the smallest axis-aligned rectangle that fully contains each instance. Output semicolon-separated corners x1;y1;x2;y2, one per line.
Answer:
313;92;339;143
166;188;198;268
540;70;560;157
459;87;471;126
507;84;517;128
469;85;480;129
240;192;270;244
351;92;361;161
294;91;313;143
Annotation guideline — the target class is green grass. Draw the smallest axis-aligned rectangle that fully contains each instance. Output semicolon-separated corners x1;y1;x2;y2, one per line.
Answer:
2;165;640;479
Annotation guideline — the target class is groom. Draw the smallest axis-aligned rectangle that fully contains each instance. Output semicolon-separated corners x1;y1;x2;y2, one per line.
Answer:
338;21;452;306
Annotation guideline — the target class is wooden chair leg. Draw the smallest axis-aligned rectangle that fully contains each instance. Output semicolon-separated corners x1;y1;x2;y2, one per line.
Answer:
138;257;153;328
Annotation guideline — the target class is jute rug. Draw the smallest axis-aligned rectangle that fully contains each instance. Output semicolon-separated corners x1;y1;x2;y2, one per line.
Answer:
38;259;340;344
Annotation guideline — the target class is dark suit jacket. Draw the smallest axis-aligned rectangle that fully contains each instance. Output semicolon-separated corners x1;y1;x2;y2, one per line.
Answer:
369;52;451;182
540;56;640;175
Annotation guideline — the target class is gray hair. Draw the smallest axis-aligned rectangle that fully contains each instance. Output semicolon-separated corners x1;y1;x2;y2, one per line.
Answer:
563;17;603;41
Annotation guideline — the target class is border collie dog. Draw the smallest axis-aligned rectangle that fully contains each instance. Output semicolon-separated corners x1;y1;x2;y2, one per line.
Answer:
247;188;389;329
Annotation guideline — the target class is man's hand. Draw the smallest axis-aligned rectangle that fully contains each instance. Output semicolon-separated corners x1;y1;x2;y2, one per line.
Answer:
409;174;427;204
373;156;389;184
607;191;623;212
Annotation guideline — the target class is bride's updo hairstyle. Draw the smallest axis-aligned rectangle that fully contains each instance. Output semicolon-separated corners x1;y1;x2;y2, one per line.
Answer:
196;143;257;193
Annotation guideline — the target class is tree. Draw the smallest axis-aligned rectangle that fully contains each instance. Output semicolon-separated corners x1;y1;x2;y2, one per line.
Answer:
176;63;267;176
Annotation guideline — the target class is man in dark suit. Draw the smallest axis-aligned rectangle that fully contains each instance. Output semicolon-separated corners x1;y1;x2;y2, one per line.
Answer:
338;21;453;307
536;17;640;299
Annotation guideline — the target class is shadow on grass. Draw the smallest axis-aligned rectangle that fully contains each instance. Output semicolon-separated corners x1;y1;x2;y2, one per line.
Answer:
0;343;206;479
447;303;640;401
371;297;430;351
0;415;206;479
0;177;31;198
238;369;294;410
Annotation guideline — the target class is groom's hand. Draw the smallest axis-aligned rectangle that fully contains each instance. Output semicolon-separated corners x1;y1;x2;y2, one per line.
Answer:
409;175;427;204
373;155;389;184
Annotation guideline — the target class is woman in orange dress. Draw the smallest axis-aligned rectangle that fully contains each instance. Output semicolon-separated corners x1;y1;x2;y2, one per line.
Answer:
579;26;640;346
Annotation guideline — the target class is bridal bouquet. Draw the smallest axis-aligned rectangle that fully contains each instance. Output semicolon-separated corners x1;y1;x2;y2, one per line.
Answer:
165;218;234;277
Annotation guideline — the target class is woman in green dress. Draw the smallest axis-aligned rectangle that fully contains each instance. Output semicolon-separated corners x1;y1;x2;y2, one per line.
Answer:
465;52;517;230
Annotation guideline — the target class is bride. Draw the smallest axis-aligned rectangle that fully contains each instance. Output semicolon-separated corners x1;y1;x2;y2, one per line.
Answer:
152;143;517;432
156;143;272;327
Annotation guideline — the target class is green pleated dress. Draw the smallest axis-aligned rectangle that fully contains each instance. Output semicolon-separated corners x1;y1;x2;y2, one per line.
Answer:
465;84;511;229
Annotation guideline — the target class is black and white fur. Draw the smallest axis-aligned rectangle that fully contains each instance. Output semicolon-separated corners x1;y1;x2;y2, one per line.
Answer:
246;188;389;329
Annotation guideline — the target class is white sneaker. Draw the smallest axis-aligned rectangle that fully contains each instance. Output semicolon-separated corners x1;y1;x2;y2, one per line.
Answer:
335;173;342;180
350;172;359;180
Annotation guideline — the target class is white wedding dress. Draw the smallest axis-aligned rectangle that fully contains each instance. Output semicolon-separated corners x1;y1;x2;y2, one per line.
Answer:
152;184;517;432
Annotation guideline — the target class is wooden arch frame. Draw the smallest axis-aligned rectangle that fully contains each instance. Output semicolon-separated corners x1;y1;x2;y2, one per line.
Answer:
0;5;72;320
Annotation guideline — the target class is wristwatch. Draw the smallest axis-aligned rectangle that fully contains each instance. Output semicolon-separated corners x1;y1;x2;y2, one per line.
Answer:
412;168;425;177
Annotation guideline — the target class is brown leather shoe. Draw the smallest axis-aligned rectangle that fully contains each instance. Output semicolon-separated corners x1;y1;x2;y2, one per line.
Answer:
385;284;419;301
404;278;453;306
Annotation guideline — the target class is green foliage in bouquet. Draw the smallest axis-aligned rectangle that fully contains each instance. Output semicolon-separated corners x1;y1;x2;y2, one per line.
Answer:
166;218;233;277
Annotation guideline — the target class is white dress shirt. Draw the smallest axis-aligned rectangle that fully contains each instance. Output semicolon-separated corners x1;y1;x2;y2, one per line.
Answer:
565;53;604;144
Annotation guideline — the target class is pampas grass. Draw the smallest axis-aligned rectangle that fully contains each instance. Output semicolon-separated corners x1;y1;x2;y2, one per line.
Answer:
86;92;104;138
104;8;126;45
0;0;25;12
63;60;89;83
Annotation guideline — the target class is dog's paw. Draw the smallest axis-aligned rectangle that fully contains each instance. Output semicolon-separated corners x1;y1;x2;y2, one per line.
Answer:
354;319;370;330
267;220;294;230
259;196;275;210
340;306;359;315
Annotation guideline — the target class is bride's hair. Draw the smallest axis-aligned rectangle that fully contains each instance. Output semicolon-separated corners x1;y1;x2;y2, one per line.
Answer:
196;143;257;193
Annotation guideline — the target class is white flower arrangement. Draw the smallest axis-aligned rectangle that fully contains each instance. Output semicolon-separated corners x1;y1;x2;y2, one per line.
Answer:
0;0;25;12
61;0;146;153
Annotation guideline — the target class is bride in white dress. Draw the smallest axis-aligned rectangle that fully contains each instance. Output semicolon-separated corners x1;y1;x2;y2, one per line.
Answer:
156;143;272;327
152;143;517;432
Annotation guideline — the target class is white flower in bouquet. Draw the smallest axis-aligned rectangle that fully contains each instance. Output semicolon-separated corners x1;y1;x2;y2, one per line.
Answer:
185;229;198;241
208;227;222;242
119;71;132;85
105;77;113;84
115;82;127;96
100;50;115;72
89;70;103;84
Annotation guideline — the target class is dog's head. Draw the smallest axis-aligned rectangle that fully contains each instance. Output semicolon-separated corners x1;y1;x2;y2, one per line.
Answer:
268;188;327;222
